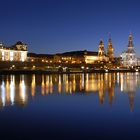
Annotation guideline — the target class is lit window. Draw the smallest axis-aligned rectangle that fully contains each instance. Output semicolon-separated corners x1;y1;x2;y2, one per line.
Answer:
21;52;25;62
2;51;4;61
10;52;14;61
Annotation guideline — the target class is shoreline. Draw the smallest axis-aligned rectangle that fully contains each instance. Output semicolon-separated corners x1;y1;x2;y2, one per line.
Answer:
0;69;139;75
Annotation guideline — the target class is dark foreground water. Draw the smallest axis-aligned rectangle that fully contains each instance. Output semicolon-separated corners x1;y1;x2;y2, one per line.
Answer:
0;73;140;139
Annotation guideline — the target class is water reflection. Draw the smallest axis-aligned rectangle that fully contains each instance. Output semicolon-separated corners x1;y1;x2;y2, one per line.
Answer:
0;73;140;111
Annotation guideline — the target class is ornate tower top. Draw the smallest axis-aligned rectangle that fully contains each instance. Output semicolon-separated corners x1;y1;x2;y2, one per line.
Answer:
98;40;106;61
128;33;134;48
107;36;114;61
127;33;135;53
107;37;113;53
98;40;105;56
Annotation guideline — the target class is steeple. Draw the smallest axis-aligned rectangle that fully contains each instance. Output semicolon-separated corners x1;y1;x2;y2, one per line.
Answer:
128;33;133;48
98;40;106;62
127;33;135;53
107;36;114;62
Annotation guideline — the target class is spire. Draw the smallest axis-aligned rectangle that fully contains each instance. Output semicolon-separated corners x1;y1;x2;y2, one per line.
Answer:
108;32;111;40
107;35;114;62
128;33;134;48
98;40;105;55
126;33;135;53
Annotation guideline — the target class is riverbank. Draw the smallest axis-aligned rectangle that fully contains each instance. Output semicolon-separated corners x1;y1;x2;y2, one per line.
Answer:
0;69;139;75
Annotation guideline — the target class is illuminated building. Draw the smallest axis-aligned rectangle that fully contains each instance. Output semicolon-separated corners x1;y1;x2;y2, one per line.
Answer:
27;38;112;65
0;41;27;62
85;40;109;64
28;53;54;63
120;34;138;67
53;40;109;65
98;40;106;61
54;51;85;64
107;37;114;62
84;51;98;64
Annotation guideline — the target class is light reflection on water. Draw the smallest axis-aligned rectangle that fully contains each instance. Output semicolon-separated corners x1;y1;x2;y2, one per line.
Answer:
0;72;139;111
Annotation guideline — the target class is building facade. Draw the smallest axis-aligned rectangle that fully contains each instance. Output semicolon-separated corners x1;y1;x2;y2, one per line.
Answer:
120;34;139;67
85;40;109;64
0;41;28;62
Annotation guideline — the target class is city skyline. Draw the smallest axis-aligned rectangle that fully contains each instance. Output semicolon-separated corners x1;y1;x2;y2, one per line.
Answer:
1;0;140;56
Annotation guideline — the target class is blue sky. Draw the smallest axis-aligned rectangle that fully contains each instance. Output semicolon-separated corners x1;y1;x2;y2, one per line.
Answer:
0;0;140;56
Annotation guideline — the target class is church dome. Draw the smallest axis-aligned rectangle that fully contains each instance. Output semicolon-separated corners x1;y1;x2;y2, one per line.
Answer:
16;41;24;45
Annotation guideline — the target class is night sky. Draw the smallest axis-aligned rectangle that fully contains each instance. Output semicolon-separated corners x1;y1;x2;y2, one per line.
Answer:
0;0;140;56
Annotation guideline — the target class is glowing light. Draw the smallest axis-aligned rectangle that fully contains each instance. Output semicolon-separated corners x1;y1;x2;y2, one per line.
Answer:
82;74;84;89
19;76;26;102
10;76;15;105
81;66;84;69
72;75;76;92
2;51;4;61
45;75;49;94
49;75;53;93
31;75;36;97
105;69;108;72
12;65;15;68
1;81;5;106
58;75;62;93
120;73;124;91
41;75;45;95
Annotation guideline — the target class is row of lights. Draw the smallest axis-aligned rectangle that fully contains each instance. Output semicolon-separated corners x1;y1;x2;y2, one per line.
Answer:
31;59;83;64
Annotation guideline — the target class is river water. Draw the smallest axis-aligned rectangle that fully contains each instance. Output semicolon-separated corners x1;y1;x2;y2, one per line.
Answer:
0;73;140;139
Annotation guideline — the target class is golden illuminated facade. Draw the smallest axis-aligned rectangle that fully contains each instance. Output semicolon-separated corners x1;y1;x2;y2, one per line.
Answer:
84;51;98;64
54;52;85;64
98;40;108;62
27;39;113;65
107;37;114;62
0;41;28;62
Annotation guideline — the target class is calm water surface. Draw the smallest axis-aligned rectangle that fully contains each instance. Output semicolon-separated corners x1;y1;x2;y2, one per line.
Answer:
0;73;140;139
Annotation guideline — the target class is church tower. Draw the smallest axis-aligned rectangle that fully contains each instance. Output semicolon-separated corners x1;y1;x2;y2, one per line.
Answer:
127;33;135;53
98;40;105;61
120;33;137;67
107;36;114;62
